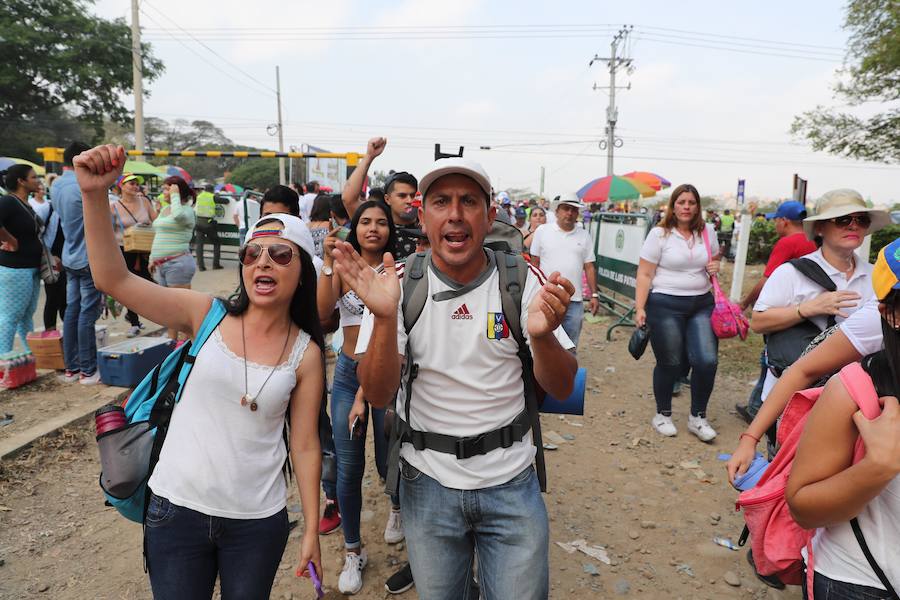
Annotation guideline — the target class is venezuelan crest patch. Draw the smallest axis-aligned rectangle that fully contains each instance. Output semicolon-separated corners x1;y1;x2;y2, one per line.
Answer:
486;312;510;340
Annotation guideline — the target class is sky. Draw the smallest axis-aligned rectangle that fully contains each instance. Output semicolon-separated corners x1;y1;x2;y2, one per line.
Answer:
92;0;900;206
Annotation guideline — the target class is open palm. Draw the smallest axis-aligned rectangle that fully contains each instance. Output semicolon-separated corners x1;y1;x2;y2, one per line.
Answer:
331;241;400;319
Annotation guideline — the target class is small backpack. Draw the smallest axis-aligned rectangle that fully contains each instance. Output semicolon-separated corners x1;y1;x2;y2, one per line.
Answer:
735;362;881;588
97;300;227;523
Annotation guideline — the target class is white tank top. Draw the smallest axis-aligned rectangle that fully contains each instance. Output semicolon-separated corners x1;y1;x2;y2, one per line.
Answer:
812;475;900;590
148;325;310;519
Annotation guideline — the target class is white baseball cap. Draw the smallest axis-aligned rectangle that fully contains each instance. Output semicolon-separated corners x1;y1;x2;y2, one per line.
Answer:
418;157;492;200
247;213;315;260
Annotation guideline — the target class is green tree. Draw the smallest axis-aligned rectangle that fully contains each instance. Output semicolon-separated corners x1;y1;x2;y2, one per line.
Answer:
791;0;900;162
0;0;164;158
227;160;280;191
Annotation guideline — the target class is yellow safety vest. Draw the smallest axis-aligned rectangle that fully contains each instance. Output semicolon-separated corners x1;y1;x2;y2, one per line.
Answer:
195;191;216;218
720;213;735;232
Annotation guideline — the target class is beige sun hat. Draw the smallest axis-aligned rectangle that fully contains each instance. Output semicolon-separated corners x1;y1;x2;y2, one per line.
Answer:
802;188;890;240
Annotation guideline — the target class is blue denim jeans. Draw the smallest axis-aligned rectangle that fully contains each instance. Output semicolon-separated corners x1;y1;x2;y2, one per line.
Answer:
401;461;549;600
646;292;718;417
803;570;893;600
145;493;288;600
331;352;387;548
63;266;102;375
560;300;584;350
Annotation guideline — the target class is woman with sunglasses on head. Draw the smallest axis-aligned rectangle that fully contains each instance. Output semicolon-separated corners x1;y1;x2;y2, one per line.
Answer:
785;239;900;600
317;200;398;595
747;190;889;424
74;145;324;599
111;173;158;337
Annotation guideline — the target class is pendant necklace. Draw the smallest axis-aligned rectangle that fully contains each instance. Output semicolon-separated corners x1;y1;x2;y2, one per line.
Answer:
240;315;292;412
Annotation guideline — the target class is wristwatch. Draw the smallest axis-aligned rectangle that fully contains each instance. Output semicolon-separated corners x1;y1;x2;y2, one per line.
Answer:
591;292;599;298
322;265;334;276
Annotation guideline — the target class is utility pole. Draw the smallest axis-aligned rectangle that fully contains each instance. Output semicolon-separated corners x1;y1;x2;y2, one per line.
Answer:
540;166;545;196
591;26;633;176
131;0;144;152
275;66;285;185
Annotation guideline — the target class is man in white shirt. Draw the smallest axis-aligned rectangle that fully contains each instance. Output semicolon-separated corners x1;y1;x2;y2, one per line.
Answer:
299;180;319;221
331;157;577;600
529;194;599;349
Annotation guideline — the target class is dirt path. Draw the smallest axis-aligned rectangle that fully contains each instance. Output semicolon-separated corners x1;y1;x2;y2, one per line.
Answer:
0;308;801;599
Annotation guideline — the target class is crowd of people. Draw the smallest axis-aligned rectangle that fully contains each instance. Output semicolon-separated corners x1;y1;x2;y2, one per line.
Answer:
1;135;898;600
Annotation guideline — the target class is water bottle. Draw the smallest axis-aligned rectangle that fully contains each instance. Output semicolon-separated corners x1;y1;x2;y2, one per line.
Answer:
95;404;127;436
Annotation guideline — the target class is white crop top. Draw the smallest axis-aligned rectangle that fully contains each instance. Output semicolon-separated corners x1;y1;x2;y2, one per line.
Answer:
148;325;310;519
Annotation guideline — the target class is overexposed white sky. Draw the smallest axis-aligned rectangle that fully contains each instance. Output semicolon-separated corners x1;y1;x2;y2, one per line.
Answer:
94;0;900;205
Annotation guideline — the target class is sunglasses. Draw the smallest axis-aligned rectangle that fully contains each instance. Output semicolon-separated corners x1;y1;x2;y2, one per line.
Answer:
238;242;295;266
830;214;872;228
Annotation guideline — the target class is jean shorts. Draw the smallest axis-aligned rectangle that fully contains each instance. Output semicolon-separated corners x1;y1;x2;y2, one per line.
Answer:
154;253;196;287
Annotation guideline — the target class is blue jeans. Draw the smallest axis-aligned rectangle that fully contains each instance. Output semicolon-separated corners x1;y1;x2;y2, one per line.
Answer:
803;570;893;600
331;352;387;548
646;292;718;417
145;493;288;600
401;461;549;600
0;266;40;353
63;266;102;375
560;300;584;349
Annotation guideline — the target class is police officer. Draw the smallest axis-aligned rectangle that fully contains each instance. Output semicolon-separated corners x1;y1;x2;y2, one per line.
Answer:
194;183;223;270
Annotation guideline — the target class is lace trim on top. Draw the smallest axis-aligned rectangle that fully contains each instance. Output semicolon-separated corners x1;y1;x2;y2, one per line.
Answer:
212;327;311;371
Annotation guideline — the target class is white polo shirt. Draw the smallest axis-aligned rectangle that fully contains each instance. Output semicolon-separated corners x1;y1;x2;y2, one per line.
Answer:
355;256;574;490
841;297;883;357
529;223;594;301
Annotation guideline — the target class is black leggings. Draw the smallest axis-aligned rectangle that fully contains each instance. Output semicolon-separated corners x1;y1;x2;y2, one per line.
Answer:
119;248;152;326
42;270;67;330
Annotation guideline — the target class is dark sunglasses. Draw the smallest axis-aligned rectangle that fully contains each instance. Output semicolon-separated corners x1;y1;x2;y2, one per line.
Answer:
830;214;872;228
238;242;295;266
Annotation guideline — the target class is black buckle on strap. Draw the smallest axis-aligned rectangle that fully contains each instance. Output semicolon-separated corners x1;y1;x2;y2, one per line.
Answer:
455;434;487;460
499;425;515;449
409;430;427;452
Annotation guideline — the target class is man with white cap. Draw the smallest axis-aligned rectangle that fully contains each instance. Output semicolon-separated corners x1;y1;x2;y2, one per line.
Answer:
331;157;577;599
529;194;599;349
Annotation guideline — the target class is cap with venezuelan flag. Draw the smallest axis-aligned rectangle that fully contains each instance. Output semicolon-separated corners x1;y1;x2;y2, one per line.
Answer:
872;237;900;301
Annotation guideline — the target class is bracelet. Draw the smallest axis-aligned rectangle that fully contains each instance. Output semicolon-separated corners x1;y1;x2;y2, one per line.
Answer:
739;432;760;444
796;304;804;319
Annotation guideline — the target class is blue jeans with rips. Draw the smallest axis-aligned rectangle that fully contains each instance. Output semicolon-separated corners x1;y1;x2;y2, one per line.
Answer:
63;266;102;375
144;493;288;600
331;351;387;549
646;291;718;417
400;461;549;600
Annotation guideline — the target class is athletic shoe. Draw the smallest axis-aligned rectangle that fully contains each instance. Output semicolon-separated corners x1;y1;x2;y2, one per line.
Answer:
126;325;142;338
687;414;717;442
319;499;341;535
651;413;677;437
734;403;754;425
338;549;368;595
385;563;414;595
58;370;79;383
79;371;101;386
383;508;404;544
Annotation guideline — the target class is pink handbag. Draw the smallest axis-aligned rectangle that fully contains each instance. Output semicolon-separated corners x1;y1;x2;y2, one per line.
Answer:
701;227;749;340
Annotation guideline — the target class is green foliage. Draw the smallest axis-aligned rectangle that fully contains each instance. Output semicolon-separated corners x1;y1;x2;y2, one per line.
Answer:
747;219;778;264
227;161;280;191
792;0;900;163
870;224;900;262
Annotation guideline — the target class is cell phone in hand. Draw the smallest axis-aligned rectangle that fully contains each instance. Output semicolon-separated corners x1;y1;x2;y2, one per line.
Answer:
350;415;365;440
336;227;349;241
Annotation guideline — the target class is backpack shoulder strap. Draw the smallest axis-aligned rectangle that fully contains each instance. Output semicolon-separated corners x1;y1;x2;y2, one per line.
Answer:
789;258;838;292
838;362;881;419
177;299;228;384
401;251;430;334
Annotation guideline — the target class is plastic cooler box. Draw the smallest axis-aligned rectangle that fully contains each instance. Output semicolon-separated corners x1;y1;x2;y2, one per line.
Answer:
97;338;175;387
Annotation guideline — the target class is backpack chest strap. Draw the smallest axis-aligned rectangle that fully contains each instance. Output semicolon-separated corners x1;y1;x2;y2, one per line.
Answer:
395;408;531;460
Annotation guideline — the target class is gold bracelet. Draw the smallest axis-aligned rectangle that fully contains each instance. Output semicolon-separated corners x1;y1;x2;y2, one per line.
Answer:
796;304;804;319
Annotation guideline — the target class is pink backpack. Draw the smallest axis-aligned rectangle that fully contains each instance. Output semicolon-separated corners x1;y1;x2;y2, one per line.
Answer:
700;227;749;340
735;362;881;588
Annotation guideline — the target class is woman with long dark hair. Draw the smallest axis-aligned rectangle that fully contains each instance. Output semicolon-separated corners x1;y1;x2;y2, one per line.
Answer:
634;183;721;442
786;238;900;600
317;200;397;594
0;165;43;353
75;145;324;599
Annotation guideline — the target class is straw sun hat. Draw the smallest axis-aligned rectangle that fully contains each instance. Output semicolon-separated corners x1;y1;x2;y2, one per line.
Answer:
802;188;890;240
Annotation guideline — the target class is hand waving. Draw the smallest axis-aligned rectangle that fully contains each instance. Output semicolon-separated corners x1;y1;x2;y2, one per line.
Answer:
331;241;400;319
73;145;126;195
527;272;575;339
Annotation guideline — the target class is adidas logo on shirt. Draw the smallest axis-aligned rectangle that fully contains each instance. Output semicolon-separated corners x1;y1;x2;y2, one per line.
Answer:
451;304;474;320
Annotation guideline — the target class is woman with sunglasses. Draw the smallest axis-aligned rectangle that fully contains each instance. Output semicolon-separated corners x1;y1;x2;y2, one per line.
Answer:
74;145;324;599
750;190;889;410
317;200;397;595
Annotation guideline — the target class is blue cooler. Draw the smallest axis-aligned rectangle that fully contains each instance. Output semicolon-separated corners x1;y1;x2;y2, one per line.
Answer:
98;338;175;387
540;367;586;415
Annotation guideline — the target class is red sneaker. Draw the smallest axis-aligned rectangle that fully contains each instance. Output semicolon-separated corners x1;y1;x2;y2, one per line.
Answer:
319;499;341;535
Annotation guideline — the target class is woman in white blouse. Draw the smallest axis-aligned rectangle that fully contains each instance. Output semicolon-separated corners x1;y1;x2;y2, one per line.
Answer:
635;184;721;442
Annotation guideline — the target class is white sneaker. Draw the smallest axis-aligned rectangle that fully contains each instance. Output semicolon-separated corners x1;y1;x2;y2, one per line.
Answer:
58;370;79;383
126;325;142;338
651;413;677;437
79;371;101;386
688;414;717;442
384;508;404;544
338;549;368;595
